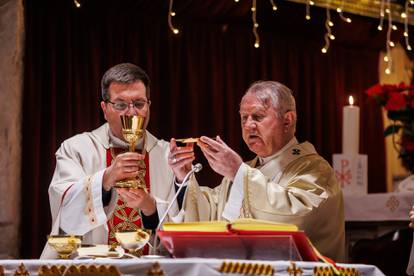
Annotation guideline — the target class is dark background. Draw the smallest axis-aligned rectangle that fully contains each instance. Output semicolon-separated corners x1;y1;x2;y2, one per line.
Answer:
22;0;397;258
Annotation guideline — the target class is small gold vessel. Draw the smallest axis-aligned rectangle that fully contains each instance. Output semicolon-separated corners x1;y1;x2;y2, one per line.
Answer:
47;235;82;259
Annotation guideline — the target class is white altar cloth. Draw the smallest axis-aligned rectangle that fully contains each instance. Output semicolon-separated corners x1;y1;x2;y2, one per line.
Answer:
344;192;414;221
0;258;384;276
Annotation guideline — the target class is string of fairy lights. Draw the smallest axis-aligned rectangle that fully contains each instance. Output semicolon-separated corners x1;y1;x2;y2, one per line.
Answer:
72;0;414;74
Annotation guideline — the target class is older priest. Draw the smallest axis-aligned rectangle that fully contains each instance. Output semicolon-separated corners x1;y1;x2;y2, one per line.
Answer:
169;81;345;261
41;63;179;258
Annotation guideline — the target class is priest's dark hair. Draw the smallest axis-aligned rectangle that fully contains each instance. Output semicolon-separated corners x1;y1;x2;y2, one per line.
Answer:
101;63;151;101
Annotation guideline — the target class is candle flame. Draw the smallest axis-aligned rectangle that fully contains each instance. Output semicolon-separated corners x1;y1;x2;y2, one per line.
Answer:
348;95;354;106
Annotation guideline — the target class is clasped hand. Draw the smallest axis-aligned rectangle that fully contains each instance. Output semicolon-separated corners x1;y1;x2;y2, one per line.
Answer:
103;152;156;216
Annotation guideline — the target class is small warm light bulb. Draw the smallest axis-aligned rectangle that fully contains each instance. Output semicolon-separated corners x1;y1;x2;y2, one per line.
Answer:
251;7;256;11
346;18;352;23
389;41;395;47
377;25;383;31
234;0;239;2
170;12;176;16
309;1;315;5
306;15;311;20
411;0;414;4
328;21;334;27
385;67;391;74
348;96;354;106
74;0;81;8
404;31;409;37
392;25;398;30
401;12;407;18
321;48;327;53
329;34;335;40
336;8;342;13
254;42;260;48
173;28;179;34
384;55;389;62
272;6;277;11
385;8;390;14
254;23;259;28
408;45;412;51
380;12;385;17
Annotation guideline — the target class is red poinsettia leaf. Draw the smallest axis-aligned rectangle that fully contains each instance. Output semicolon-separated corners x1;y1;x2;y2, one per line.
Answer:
385;92;406;110
366;84;384;97
398;82;407;89
403;141;414;151
382;84;398;92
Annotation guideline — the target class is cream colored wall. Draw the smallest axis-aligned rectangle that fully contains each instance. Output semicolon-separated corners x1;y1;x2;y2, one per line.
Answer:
379;44;413;192
0;0;24;258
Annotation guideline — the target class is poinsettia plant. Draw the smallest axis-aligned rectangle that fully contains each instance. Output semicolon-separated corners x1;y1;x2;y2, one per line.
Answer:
366;83;414;173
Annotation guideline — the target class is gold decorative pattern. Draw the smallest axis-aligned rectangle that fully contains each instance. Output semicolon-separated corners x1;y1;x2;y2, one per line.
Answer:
57;265;122;276
13;263;29;276
241;170;253;218
313;266;360;276
147;262;165;276
286;262;303;276
83;175;97;225
386;195;400;212
38;265;67;276
108;200;142;244
218;261;274;275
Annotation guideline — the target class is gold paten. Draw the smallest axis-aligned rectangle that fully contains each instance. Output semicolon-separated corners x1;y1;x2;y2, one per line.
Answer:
114;115;147;190
175;137;199;143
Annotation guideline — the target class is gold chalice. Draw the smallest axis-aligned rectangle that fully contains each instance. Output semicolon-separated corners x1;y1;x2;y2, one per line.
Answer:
114;115;147;189
47;235;82;259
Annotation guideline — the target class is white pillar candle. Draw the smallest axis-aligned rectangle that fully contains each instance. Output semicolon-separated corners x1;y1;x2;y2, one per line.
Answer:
342;96;360;155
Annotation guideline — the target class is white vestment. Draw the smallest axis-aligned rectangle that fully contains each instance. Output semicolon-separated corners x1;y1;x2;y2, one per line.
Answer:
41;123;176;258
182;140;345;262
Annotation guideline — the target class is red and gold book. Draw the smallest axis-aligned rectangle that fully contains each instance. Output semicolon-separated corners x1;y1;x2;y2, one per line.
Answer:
157;218;319;262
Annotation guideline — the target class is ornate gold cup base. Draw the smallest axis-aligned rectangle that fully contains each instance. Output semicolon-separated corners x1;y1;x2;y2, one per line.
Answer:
114;179;147;191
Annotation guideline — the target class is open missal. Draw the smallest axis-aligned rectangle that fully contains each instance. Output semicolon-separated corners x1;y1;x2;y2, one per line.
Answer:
157;218;319;261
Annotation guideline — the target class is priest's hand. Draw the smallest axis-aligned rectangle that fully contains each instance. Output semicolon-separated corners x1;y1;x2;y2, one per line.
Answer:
102;152;145;191
168;138;195;183
117;188;157;216
409;206;414;229
198;136;242;181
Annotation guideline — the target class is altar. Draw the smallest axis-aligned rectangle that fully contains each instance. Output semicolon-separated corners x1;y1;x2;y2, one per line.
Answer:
0;258;384;276
344;192;413;274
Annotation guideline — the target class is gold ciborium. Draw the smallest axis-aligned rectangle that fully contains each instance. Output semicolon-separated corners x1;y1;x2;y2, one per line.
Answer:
114;115;146;189
115;229;150;257
47;235;82;259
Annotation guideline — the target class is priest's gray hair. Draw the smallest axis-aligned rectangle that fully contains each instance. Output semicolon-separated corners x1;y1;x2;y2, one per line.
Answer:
243;81;296;119
101;63;151;101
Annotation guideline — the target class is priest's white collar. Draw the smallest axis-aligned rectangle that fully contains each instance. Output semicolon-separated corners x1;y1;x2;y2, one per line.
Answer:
258;137;298;166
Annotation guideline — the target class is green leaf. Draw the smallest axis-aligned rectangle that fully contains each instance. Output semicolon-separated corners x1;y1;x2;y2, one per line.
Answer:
387;109;412;121
384;124;403;137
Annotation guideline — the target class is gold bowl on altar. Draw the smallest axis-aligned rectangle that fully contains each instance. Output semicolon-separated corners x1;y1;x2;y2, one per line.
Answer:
47;235;82;259
115;229;150;253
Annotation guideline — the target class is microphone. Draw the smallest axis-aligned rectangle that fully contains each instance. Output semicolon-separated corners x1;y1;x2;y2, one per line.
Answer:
149;163;203;255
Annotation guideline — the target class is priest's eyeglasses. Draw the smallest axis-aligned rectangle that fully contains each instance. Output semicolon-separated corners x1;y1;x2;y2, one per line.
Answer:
106;99;150;111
